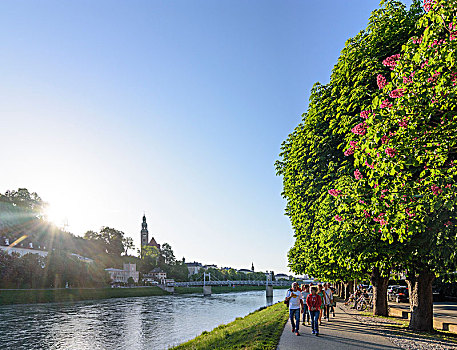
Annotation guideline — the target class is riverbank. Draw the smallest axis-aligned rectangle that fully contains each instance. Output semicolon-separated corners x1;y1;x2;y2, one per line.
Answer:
172;301;288;350
174;285;289;295
0;287;168;305
0;285;290;305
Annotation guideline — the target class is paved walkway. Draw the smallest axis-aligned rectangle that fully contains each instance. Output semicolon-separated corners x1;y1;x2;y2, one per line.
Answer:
390;300;457;324
277;306;399;350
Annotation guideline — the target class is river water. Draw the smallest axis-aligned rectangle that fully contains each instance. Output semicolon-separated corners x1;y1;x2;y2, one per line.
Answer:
0;289;285;349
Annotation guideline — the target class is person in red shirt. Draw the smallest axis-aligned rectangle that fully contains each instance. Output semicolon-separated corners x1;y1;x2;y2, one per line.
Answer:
306;286;322;336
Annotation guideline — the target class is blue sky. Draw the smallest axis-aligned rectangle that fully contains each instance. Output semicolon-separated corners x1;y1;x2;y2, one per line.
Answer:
0;0;412;273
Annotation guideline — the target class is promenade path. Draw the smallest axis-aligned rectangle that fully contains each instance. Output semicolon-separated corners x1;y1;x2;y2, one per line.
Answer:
277;306;399;350
390;300;457;324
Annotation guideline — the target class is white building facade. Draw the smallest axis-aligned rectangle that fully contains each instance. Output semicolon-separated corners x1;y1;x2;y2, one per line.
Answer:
105;263;139;284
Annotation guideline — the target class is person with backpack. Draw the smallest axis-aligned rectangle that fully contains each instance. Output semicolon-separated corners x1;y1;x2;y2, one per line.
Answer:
285;282;303;336
306;286;322;336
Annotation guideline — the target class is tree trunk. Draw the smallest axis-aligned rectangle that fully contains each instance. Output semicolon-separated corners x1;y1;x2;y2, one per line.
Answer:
371;267;389;316
344;280;354;300
406;270;435;331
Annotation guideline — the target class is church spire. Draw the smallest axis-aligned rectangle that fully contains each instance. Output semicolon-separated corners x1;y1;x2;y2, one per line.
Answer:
141;214;149;253
251;262;254;272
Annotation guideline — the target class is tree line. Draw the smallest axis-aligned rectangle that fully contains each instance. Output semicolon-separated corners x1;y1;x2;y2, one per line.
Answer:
0;250;109;289
276;0;457;331
0;188;189;285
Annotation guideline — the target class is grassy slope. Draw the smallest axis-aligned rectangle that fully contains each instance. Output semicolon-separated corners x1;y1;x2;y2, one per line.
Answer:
0;287;168;305
172;302;288;350
175;285;289;294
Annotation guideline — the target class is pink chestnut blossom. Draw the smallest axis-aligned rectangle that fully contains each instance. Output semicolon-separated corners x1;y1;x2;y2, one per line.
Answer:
382;54;401;70
344;148;355;156
385;148;397;157
381;135;389;144
431;185;442;195
354;169;363;180
403;76;412;84
328;189;342;197
389;89;404;98
423;0;437;13
365;161;374;169
380;100;392;109
360;110;371;119
412;36;422;44
351;122;367;136
377;74;387;89
427;71;440;83
398;118;408;128
335;215;344;222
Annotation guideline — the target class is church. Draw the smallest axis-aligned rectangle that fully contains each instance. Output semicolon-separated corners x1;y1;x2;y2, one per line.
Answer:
141;214;161;253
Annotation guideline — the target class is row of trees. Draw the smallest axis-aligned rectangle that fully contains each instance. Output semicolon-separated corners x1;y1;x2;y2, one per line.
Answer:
0;251;109;289
277;0;457;331
140;244;189;281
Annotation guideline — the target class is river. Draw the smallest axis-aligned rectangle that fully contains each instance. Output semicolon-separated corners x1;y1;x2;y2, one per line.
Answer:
0;289;285;349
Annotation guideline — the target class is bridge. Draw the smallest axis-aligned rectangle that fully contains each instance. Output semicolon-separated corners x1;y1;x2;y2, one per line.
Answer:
162;273;312;296
173;280;293;287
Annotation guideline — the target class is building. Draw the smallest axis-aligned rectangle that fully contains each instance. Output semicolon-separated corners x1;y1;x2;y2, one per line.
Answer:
141;214;161;254
238;269;253;274
203;264;218;269
105;263;139;284
70;253;94;264
185;261;202;276
0;245;48;258
143;267;167;284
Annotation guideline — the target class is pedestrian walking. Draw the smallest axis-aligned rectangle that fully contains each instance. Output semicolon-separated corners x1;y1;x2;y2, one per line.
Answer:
328;283;336;317
306;286;322;336
323;283;334;320
301;284;310;325
285;282;304;336
317;284;325;325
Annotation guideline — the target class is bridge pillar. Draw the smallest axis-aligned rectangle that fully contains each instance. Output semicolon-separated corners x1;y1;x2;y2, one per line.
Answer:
203;285;212;296
266;285;273;297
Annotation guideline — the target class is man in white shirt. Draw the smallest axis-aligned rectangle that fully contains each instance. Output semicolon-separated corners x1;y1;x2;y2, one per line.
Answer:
285;282;304;336
323;283;334;320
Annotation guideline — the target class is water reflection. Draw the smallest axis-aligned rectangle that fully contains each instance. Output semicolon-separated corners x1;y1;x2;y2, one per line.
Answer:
0;289;284;350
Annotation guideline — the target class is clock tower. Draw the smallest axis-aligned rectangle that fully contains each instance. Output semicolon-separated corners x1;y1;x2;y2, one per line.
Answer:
141;214;149;253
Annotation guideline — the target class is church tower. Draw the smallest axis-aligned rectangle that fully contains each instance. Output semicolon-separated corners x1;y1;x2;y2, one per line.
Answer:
141;214;149;252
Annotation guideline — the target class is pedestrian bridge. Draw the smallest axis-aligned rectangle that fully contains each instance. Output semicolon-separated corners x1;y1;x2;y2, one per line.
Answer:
173;280;293;287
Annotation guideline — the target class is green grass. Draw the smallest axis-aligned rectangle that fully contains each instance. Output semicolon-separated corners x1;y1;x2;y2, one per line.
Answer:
174;285;289;295
171;302;289;350
0;287;168;305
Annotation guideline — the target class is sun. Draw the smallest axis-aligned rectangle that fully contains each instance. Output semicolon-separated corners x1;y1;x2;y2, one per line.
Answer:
45;204;69;229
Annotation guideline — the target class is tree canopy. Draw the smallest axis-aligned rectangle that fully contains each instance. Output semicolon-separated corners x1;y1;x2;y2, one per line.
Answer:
277;0;456;329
